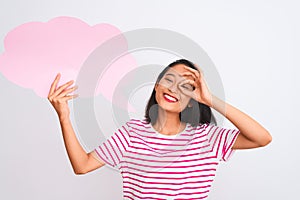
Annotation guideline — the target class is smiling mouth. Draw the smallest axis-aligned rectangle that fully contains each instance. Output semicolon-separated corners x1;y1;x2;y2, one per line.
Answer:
163;93;178;102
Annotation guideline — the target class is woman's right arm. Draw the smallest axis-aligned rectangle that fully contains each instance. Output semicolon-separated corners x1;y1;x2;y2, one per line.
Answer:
59;117;105;174
48;73;105;175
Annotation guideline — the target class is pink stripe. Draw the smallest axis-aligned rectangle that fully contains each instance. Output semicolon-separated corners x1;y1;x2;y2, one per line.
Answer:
123;175;214;185
222;130;240;160
207;125;216;143
123;144;215;160
95;148;113;167
123;154;216;164
123;191;166;200
103;143;116;166
120;166;217;174
221;129;230;157
125;147;214;158
121;126;131;147
123;181;211;191
122;171;215;180
130;118;148;125
126;141;212;153
190;132;207;141
116;128;127;152
184;138;208;146
176;197;209;200
123;186;210;197
111;136;123;159
183;128;207;137
124;190;208;200
123;195;135;200
215;129;225;158
225;129;239;153
186;123;209;132
127;121;150;128
107;139;120;165
120;160;218;169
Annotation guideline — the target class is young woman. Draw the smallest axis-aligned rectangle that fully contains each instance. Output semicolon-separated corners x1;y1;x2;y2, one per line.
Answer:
48;59;272;199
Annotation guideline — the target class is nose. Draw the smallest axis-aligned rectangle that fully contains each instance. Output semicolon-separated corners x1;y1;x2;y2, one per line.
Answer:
168;83;179;94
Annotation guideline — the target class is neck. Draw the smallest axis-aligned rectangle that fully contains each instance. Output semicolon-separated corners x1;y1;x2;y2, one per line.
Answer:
153;106;185;135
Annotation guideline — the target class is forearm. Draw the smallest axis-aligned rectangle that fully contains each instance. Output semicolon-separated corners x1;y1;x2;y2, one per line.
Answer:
211;95;272;146
59;117;88;174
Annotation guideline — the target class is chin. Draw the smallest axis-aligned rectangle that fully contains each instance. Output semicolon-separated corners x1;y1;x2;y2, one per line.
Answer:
158;102;185;114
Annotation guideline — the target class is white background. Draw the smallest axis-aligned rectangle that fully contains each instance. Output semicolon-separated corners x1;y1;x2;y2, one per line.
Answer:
0;0;299;199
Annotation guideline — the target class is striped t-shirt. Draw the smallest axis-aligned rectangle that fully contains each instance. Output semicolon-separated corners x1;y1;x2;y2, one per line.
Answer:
91;118;240;200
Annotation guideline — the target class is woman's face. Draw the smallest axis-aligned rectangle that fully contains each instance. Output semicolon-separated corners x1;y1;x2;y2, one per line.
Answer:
155;64;196;113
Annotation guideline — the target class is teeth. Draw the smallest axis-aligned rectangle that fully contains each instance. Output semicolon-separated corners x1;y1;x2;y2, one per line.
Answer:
164;94;178;102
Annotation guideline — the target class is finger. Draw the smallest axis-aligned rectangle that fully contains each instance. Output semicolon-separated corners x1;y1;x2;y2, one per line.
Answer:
62;94;79;101
193;64;205;77
52;80;74;97
186;67;201;79
178;85;195;98
181;79;197;87
58;85;78;98
183;66;201;80
48;73;61;97
181;72;197;81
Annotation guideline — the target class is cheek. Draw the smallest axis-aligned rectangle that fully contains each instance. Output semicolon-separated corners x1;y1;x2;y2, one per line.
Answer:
179;93;191;102
155;90;163;103
179;96;191;106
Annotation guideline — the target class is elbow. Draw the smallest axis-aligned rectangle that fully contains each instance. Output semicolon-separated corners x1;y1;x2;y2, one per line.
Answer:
259;131;272;147
74;170;86;175
74;168;87;175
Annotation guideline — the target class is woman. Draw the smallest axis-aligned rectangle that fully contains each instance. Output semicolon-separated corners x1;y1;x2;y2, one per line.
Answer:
48;59;272;199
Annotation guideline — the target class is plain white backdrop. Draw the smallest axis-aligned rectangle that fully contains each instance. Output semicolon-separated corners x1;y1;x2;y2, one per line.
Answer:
0;0;299;199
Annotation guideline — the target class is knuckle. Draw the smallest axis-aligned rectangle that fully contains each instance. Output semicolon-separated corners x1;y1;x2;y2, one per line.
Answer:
53;98;59;103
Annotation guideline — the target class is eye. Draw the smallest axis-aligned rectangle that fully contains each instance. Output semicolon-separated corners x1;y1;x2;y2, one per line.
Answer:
164;78;173;82
181;84;194;91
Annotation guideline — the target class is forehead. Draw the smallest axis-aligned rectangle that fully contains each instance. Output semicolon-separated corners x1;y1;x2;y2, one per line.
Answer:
164;64;194;80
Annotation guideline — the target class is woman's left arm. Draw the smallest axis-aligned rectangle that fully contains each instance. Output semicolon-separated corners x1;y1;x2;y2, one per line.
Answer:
182;65;272;150
209;94;272;149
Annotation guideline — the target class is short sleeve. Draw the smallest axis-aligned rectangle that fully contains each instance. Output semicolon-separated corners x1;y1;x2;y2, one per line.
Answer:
206;124;240;162
91;122;131;168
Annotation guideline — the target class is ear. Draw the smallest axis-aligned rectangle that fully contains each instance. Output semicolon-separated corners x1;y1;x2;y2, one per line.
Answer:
155;83;158;91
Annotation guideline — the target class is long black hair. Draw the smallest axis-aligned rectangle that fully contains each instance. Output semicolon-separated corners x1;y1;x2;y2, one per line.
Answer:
144;59;216;127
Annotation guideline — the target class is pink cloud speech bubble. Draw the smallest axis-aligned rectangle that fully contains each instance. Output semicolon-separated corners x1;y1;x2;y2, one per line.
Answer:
0;16;137;111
